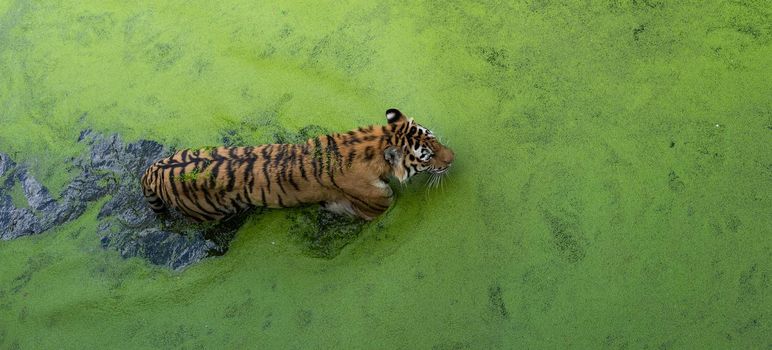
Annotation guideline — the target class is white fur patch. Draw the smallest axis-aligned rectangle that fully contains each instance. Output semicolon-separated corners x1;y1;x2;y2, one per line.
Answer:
372;179;389;190
323;201;356;217
372;179;393;196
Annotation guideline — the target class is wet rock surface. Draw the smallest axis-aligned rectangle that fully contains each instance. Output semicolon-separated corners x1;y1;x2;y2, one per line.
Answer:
0;149;108;239
0;131;250;270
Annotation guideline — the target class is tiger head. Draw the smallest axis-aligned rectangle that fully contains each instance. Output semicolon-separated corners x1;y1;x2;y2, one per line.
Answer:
383;109;455;183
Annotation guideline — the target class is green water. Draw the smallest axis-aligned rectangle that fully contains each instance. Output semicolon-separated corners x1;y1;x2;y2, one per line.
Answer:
1;1;770;348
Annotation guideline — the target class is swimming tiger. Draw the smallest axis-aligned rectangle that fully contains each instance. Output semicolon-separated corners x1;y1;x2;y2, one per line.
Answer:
140;109;454;221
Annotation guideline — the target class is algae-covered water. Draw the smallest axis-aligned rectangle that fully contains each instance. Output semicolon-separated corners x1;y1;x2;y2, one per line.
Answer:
1;1;770;348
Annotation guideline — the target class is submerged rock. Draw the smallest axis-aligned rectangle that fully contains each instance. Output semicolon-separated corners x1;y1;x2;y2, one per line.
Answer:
287;207;365;259
0;131;250;270
18;170;59;214
1;125;368;269
0;194;42;239
0;161;62;239
0;152;14;177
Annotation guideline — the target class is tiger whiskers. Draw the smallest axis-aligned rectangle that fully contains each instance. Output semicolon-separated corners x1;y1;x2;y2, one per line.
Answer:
438;135;451;148
425;171;444;190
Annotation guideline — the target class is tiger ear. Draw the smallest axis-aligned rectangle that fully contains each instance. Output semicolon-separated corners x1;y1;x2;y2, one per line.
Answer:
385;108;406;124
384;146;402;165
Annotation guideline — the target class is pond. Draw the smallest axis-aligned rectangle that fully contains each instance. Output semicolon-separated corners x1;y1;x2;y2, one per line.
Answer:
0;1;769;349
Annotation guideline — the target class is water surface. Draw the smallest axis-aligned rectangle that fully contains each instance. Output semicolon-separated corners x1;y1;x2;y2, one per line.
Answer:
0;1;769;348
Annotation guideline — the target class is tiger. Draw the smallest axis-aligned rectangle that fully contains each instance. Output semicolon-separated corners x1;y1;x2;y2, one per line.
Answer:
140;109;455;221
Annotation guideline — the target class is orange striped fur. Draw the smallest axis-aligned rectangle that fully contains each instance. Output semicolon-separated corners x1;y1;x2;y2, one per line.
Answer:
141;109;454;221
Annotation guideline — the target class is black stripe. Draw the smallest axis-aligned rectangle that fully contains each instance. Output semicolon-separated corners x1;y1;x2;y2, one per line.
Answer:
167;167;180;198
283;144;295;180
200;212;218;221
247;176;255;204
189;159;200;191
185;209;213;222
323;136;343;189
276;144;288;193
327;135;344;173
155;167;169;204
200;187;224;215
276;169;286;194
288;167;300;191
229;198;242;213
311;138;323;184
243;156;255;205
343;135;361;146
156;167;171;204
211;147;223;160
345;192;389;212
277;194;285;208
187;187;225;218
226;159;237;192
235;193;246;210
168;169;207;219
209;160;222;188
346;150;356;168
152;168;163;196
262;145;272;192
364;146;375;161
298;147;308;181
146;162;206;170
176;167;221;219
273;144;285;167
216;184;231;204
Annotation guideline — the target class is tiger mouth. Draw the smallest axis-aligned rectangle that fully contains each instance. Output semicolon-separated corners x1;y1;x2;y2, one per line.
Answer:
430;167;450;175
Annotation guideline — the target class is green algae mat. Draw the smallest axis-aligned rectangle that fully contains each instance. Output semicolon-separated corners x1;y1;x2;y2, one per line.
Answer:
1;1;770;348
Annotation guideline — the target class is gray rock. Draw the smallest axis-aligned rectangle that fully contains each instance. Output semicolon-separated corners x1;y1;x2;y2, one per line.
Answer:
107;226;217;270
18;169;58;214
0;152;14;177
0;194;43;240
1;130;250;270
61;170;115;202
0;165;55;239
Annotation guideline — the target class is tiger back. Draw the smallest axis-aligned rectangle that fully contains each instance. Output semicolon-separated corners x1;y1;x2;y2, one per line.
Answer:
141;109;454;221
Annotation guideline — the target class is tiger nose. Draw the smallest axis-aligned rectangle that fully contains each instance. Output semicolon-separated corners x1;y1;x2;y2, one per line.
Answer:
444;149;455;164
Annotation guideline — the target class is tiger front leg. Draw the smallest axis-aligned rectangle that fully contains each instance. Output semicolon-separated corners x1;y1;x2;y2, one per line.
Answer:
321;200;357;217
343;179;394;220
